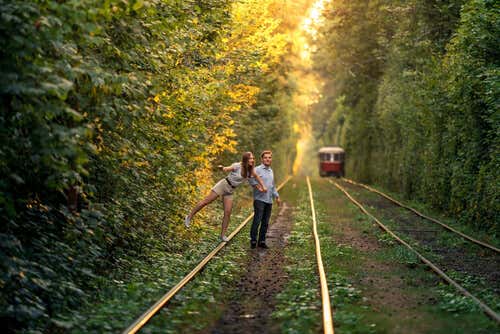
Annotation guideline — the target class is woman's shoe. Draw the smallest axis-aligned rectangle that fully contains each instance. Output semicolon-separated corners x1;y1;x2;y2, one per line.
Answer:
184;215;191;228
220;235;229;242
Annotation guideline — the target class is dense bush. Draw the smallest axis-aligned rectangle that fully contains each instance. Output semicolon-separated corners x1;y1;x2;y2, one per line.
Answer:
313;0;498;232
0;0;297;331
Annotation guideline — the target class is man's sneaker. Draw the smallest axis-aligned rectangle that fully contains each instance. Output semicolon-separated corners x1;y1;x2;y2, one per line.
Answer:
220;235;229;242
184;215;191;228
251;241;257;249
258;243;269;249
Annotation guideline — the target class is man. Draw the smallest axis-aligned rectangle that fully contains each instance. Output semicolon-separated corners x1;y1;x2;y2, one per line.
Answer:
249;150;281;249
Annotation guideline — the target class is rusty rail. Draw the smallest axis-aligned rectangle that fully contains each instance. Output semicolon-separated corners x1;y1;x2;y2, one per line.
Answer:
307;176;335;334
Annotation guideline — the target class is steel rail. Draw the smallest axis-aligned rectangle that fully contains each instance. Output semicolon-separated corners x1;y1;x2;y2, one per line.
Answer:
342;178;500;253
123;175;292;334
307;177;335;334
331;180;500;324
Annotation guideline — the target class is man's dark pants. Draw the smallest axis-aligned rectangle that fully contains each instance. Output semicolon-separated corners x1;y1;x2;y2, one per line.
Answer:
251;200;272;244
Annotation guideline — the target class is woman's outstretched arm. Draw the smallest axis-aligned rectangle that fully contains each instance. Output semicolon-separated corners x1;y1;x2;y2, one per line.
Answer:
218;164;235;173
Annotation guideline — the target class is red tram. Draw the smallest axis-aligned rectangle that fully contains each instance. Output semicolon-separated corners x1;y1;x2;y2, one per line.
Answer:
318;146;345;177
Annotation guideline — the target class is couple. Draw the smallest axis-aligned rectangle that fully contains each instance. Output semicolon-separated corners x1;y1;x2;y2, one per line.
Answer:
185;150;281;248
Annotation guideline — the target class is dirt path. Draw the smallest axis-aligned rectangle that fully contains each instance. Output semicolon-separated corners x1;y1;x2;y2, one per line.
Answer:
206;203;293;334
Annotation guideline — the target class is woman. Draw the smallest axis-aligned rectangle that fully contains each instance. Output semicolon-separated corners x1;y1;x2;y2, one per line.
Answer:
185;152;267;242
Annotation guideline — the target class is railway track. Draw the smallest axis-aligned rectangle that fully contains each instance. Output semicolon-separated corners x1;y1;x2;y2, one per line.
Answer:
123;176;335;334
342;178;500;253
337;179;500;288
122;175;498;332
331;179;500;324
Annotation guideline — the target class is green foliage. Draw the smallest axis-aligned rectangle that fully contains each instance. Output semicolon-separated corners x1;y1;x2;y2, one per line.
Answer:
438;289;480;314
392;245;419;267
313;0;499;232
439;0;500;229
437;271;500;315
376;232;396;246
0;0;297;332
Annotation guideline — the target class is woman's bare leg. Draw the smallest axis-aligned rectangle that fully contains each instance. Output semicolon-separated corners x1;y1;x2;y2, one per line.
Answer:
221;195;233;237
188;191;219;219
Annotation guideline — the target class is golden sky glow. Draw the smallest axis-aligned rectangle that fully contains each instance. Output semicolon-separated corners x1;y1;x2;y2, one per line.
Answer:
292;0;330;175
300;0;330;37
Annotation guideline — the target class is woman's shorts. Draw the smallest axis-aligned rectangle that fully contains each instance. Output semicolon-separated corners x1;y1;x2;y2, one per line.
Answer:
211;178;234;198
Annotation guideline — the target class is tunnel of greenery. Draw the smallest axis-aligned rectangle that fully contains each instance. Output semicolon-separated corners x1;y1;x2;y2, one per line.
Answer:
0;0;498;332
313;0;498;233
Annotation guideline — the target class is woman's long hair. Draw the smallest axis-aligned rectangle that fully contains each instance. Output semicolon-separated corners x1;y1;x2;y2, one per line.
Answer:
241;152;254;178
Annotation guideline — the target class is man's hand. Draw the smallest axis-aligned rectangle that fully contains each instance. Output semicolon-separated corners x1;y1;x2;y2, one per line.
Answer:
276;197;282;206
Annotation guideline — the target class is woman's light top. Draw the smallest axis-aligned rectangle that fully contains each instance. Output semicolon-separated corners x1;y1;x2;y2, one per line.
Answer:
226;162;248;187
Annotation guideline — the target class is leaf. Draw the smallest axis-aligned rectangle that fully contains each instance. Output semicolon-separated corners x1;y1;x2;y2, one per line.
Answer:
64;107;83;121
132;0;144;12
51;318;74;329
9;173;25;184
40;77;73;100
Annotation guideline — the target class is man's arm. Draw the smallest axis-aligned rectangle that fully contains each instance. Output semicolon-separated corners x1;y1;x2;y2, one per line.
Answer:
272;178;281;205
